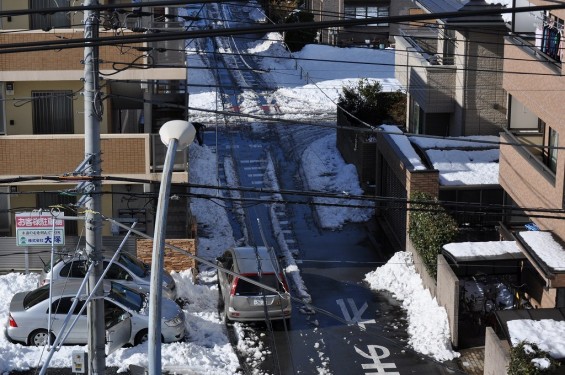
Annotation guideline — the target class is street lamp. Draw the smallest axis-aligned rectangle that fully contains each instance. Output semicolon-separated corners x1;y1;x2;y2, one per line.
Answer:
148;120;195;375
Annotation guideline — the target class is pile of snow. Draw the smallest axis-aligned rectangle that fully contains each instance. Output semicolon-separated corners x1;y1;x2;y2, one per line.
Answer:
364;252;459;362
301;133;374;229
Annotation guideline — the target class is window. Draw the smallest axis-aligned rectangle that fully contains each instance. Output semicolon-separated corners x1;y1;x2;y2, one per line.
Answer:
442;29;456;65
344;6;389;26
60;261;88;278
51;297;86;315
30;0;71;30
104;262;131;281
32;91;74;134
23;285;50;309
545;127;559;173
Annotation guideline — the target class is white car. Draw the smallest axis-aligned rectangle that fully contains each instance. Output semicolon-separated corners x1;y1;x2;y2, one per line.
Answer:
5;280;185;347
39;252;177;300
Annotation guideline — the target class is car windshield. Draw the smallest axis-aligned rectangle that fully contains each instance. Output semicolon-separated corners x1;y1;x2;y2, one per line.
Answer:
118;253;147;278
108;282;145;312
42;255;67;273
235;274;284;296
23;285;50;309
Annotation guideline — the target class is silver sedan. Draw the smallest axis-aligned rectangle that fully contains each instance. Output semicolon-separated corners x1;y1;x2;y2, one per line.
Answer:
5;280;185;346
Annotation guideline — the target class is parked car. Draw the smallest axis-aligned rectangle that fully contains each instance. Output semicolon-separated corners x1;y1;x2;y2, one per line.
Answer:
5;280;185;347
39;251;177;300
216;246;291;322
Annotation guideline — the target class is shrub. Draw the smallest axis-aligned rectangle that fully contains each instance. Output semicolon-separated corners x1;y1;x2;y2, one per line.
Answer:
337;78;406;126
408;192;458;278
508;341;560;374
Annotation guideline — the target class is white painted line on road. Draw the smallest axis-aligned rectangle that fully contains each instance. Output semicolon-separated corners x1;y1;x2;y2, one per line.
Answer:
355;345;399;374
337;298;376;329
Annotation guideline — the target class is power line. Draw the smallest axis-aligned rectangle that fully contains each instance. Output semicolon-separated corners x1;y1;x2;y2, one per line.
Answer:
2;176;564;219
0;3;563;54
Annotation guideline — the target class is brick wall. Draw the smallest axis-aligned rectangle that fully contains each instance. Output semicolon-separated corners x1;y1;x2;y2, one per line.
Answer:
0;135;149;175
136;238;198;273
0;31;143;71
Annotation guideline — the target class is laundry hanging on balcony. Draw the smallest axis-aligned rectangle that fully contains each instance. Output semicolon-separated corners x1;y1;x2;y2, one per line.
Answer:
539;16;564;62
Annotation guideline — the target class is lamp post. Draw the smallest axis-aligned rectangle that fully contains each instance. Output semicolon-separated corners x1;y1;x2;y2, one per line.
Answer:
148;120;195;375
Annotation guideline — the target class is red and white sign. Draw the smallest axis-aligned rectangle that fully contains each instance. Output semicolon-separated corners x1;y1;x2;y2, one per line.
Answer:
16;212;65;246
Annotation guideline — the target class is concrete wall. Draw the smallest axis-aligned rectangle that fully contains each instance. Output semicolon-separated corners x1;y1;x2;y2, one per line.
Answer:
0;236;137;273
406;238;437;296
437;254;460;347
483;327;510;375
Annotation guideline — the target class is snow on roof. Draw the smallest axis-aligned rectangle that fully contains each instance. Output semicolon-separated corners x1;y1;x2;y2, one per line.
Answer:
508;319;565;359
379;125;426;170
410;134;500;186
442;240;525;262
410;135;499;149
518;231;565;272
379;126;500;185
425;148;499;186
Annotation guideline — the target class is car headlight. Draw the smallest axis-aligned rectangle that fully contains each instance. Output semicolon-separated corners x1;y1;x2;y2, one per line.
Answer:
164;315;183;327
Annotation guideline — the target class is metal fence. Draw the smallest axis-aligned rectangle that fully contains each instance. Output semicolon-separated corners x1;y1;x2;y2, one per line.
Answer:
0;236;137;275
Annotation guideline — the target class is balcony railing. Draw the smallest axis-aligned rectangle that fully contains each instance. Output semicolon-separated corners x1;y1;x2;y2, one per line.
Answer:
506;34;562;74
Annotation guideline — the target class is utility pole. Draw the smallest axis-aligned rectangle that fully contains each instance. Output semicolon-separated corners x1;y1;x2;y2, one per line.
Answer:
83;1;105;375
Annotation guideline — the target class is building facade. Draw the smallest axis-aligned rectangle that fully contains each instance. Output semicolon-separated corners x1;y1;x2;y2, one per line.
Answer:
394;0;507;137
307;0;391;46
499;1;565;307
0;0;193;239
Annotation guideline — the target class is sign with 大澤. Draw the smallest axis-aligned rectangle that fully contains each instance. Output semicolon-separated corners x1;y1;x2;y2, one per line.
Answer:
15;211;65;246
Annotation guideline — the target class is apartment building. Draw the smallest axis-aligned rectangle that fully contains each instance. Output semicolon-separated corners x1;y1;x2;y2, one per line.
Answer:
307;0;391;46
0;1;193;239
500;1;565;307
394;0;507;137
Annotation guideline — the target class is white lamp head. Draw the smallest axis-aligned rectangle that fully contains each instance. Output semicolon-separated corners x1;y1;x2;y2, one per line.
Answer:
159;120;196;150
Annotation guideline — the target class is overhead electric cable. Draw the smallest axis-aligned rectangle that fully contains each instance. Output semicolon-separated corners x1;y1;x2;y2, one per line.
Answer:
0;3;563;53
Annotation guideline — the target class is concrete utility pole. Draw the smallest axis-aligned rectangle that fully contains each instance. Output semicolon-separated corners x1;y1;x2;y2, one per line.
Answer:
83;1;106;374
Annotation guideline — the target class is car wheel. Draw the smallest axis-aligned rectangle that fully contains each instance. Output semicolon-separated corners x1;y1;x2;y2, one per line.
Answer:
134;329;149;345
217;278;224;309
28;329;55;346
134;329;164;345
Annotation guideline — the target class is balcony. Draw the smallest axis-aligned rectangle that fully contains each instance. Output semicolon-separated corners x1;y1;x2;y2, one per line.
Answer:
0;134;188;184
0;30;186;82
395;34;456;113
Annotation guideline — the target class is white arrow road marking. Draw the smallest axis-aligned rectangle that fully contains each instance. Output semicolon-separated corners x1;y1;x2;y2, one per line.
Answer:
336;298;376;328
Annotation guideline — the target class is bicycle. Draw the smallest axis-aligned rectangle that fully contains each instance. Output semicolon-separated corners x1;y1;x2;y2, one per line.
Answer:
510;283;533;309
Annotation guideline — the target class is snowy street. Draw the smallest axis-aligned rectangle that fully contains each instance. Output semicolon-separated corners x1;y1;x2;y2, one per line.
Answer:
0;1;463;374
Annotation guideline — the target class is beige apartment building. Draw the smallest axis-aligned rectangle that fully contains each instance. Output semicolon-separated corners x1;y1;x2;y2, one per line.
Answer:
389;0;565;308
500;1;565;306
0;1;193;240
